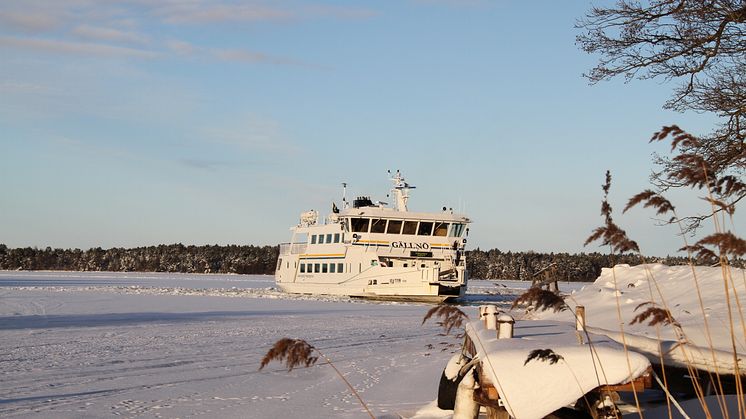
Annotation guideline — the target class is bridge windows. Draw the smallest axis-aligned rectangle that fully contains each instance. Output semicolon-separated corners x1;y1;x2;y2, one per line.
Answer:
344;217;464;237
370;218;387;233
433;222;449;237
386;220;402;234
350;218;370;233
450;223;466;237
417;221;433;236
402;221;418;235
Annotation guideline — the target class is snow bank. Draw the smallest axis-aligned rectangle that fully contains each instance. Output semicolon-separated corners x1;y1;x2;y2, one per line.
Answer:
466;319;650;419
535;264;746;373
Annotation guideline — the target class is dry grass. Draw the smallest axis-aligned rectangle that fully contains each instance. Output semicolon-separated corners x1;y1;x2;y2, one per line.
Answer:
524;349;564;366
584;171;640;253
259;338;318;371
624;190;676;218
682;232;746;260
259;337;375;418
584;124;746;418
630;302;680;328
422;305;469;335
512;287;567;313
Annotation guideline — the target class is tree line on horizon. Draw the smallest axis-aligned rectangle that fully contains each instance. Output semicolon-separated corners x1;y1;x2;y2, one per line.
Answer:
1;243;740;281
0;243;279;275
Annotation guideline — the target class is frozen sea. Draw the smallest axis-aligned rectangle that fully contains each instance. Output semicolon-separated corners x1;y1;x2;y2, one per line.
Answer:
0;271;581;418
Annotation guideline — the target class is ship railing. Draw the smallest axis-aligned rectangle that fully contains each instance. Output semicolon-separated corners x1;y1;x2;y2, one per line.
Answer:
279;242;308;255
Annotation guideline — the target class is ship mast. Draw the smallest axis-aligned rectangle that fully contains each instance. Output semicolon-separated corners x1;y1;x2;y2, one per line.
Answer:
388;170;415;212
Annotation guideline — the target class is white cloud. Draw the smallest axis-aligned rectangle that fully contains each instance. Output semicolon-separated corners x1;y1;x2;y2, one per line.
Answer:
179;159;229;171
212;48;300;66
153;2;375;25
0;1;371;66
0;11;60;32
72;25;150;45
165;39;197;56
0;81;48;93
155;3;294;24
0;36;157;58
162;40;313;67
411;0;488;6
204;115;300;155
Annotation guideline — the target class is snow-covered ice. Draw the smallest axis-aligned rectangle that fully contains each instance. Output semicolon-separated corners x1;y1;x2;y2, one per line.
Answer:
1;271;548;418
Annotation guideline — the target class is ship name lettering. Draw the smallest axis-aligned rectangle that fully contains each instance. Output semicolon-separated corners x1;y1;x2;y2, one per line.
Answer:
390;242;430;250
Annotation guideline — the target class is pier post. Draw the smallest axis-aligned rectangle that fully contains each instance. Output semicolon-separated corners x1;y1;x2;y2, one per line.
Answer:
484;305;498;330
576;305;586;331
575;305;586;344
496;314;514;339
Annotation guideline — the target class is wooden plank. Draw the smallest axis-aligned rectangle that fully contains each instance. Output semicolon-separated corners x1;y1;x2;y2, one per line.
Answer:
599;369;652;392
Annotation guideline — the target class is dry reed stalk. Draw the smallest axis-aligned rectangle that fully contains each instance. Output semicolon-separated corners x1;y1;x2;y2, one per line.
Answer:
609;264;644;419
260;338;318;371
629;303;680;328
638;263;681;419
668;213;729;409
259;338;375;418
586;172;644;418
703;164;745;419
511;287;567;313
421;305;469;336
524;349;564;365
623;126;746;418
633;257;716;418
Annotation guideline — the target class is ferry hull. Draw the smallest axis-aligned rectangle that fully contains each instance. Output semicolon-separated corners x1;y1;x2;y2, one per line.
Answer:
276;276;466;303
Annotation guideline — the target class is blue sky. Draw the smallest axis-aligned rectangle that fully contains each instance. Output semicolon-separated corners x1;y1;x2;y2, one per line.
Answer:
1;0;736;256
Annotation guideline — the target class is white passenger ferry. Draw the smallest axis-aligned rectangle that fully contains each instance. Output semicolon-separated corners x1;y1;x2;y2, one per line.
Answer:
276;171;471;302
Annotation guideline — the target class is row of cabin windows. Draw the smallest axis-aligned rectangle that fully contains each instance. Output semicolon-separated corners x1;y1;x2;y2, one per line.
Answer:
300;262;344;274
310;233;342;245
349;218;467;237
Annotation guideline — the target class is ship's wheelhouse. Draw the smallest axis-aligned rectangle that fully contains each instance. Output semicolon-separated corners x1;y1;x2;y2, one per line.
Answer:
344;216;468;239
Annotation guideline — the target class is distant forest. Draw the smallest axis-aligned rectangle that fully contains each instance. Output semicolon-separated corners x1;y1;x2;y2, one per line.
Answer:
0;244;279;275
0;244;741;282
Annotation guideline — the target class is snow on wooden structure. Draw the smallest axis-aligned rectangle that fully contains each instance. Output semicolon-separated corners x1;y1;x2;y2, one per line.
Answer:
587;325;746;375
463;317;651;419
536;264;746;376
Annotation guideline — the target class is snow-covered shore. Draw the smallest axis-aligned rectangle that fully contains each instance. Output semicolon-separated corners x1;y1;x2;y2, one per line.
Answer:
536;264;746;354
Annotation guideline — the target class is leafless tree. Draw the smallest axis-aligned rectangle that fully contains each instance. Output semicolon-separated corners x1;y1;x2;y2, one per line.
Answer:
578;1;745;233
